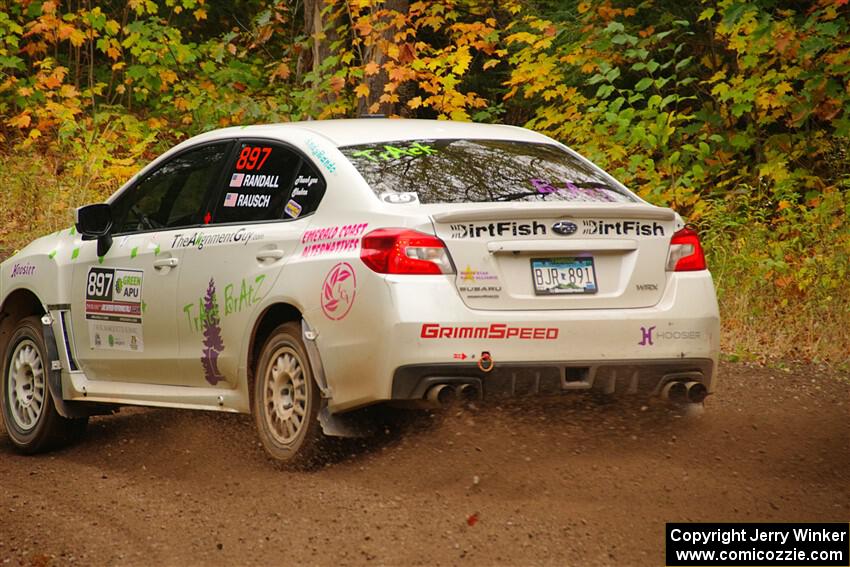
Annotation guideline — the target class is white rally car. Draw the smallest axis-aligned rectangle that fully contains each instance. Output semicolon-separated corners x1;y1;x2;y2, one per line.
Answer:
0;119;719;466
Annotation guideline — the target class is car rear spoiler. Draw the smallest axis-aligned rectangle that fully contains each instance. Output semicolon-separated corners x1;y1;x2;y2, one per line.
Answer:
431;204;676;223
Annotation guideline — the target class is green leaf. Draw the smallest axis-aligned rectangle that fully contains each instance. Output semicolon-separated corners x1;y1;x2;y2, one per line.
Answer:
605;67;621;82
675;57;693;71
698;8;715;22
635;77;654;91
596;84;615;99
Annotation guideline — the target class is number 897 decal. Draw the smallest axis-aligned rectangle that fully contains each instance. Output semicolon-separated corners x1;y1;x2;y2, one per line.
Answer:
85;267;145;352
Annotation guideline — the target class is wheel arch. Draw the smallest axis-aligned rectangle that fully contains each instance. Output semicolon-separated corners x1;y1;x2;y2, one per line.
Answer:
246;302;304;395
0;288;47;366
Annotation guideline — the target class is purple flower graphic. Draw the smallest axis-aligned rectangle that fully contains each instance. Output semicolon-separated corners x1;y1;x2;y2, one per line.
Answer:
201;277;226;385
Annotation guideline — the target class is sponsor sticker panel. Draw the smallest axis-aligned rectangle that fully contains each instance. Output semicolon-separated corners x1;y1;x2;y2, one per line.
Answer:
84;267;144;352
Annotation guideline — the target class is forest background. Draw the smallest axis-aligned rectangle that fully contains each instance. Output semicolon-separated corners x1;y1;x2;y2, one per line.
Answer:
0;0;847;365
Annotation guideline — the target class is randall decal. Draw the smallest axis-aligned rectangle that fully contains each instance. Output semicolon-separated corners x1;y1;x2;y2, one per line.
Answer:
229;173;280;189
451;221;547;239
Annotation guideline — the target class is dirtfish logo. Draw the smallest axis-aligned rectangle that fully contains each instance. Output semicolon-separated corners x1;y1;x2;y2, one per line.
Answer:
450;221;547;239
582;220;665;236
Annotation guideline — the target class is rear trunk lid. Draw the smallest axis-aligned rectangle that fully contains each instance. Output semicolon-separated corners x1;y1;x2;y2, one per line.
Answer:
427;202;676;310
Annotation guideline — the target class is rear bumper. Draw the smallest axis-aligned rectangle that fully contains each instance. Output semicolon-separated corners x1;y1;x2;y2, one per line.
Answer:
391;358;715;400
320;271;720;412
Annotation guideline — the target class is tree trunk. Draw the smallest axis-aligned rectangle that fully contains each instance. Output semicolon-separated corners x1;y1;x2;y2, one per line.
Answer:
301;0;339;103
356;0;409;117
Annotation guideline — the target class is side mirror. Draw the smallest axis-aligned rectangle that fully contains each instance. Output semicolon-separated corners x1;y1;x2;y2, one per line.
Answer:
75;203;113;257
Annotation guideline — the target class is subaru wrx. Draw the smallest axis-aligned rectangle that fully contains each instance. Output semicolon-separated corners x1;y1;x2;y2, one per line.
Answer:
0;119;719;466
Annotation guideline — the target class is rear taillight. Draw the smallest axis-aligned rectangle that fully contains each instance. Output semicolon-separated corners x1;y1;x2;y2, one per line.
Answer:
666;226;706;271
360;228;455;275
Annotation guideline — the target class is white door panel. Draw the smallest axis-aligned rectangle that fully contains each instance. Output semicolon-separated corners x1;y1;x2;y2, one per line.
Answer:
70;232;181;383
174;223;303;387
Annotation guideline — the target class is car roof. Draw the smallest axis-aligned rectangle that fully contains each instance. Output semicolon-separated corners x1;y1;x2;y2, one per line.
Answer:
184;119;555;148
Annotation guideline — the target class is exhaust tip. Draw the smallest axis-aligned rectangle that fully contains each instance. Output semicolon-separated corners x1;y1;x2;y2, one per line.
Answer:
426;384;456;406
685;381;708;404
661;381;688;403
457;383;479;401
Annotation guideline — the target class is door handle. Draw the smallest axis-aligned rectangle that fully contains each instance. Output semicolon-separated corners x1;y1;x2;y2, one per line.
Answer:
256;249;285;261
153;257;179;269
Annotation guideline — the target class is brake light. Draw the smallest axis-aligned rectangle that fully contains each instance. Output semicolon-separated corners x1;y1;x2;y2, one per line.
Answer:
360;228;455;275
666;226;706;271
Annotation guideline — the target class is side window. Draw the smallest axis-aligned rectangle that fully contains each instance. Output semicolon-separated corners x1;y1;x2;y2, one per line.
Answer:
287;160;326;218
212;142;326;224
111;142;231;234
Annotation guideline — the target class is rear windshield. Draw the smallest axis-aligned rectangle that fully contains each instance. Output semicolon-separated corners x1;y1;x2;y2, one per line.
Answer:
339;139;636;204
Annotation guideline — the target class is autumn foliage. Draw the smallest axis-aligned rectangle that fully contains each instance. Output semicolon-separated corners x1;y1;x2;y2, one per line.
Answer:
0;0;847;363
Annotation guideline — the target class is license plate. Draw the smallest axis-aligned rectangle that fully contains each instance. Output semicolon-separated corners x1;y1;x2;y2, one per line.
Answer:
531;257;598;295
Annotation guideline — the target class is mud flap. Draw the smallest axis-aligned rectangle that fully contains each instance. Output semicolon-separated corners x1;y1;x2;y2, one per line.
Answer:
302;318;329;398
41;315;90;419
301;318;372;438
318;405;373;438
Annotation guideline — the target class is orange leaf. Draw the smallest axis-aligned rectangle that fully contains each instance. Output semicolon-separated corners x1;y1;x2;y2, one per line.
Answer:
329;75;344;93
364;61;380;76
8;111;31;129
274;62;291;80
41;74;62;89
354;83;370;99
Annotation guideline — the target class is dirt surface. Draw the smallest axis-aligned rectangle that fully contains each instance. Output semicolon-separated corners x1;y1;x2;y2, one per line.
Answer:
1;361;848;567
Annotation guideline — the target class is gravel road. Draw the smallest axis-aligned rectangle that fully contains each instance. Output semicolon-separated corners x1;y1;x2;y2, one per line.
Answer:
1;361;848;566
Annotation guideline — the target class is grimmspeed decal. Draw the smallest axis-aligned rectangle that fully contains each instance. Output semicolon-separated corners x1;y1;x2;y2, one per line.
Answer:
581;220;665;236
420;323;559;340
85;267;144;352
450;221;547;239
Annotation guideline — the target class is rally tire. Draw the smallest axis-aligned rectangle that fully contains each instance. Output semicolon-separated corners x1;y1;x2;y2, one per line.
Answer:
1;316;88;454
252;322;325;469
